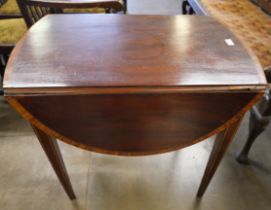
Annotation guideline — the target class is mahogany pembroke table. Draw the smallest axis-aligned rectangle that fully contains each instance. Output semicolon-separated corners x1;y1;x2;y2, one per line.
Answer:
3;14;267;199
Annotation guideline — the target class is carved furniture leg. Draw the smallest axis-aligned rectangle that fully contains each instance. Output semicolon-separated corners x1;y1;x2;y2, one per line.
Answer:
32;125;76;200
197;118;242;197
237;90;271;164
237;68;271;164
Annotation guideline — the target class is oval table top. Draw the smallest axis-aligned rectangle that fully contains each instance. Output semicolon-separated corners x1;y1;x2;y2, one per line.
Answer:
4;14;266;95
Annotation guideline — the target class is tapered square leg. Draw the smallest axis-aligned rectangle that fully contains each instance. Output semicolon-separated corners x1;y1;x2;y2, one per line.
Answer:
197;118;243;197
31;125;76;200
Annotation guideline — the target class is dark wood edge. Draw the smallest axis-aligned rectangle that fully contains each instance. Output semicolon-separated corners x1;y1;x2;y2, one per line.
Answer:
5;92;264;156
3;32;27;82
250;0;271;16
0;45;15;54
0;15;22;19
261;8;271;16
25;0;124;11
3;85;267;95
264;67;271;83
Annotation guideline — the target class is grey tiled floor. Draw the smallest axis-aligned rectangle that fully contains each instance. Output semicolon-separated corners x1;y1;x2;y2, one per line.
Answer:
1;0;271;209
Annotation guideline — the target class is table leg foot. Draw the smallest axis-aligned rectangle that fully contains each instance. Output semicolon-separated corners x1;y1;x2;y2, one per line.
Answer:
197;118;242;197
237;89;271;164
32;125;76;200
236;109;265;165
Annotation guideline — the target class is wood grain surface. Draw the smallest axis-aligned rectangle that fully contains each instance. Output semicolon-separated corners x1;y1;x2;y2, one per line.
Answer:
6;92;262;155
187;0;271;69
4;14;266;94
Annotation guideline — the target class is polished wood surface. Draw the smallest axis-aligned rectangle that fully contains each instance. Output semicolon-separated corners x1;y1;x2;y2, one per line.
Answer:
4;14;266;93
3;14;267;198
7;92;260;155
